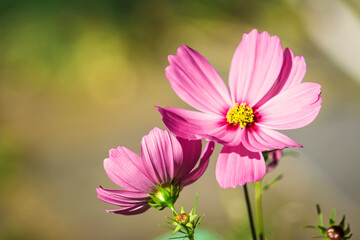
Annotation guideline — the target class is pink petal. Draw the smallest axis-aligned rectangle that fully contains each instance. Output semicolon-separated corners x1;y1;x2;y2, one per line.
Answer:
140;127;183;185
106;204;151;215
157;106;222;140
158;106;244;146
257;82;322;130
104;147;154;192
229;29;284;106
182;141;215;186
174;137;202;180
97;186;149;204
96;187;148;206
166;45;232;115
255;48;307;108
206;123;244;146
216;145;266;188
242;126;302;152
284;49;306;88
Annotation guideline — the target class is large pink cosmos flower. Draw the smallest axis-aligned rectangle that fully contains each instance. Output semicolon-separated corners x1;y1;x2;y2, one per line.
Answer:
97;127;214;215
158;29;322;188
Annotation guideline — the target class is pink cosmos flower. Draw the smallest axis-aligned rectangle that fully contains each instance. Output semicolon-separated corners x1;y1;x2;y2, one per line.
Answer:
158;29;322;188
96;127;214;215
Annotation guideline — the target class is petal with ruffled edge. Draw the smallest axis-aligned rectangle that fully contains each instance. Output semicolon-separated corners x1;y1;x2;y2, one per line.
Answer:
256;82;322;130
216;145;266;188
104;147;154;192
181;141;215;187
229;29;283;106
140;127;183;185
241;126;302;152
166;45;232;115
106;204;151;215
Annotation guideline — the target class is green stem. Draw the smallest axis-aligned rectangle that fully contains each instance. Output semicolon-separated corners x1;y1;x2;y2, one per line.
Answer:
185;227;194;240
255;180;264;240
243;184;257;240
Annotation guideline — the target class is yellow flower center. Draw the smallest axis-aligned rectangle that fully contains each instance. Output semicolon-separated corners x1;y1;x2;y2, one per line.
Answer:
226;103;255;128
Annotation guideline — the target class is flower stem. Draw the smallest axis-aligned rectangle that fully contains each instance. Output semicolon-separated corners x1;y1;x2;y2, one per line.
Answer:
255;180;264;240
243;184;257;240
185;227;194;240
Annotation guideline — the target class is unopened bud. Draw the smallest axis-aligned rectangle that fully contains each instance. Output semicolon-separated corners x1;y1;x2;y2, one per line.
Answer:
175;213;189;224
327;226;344;240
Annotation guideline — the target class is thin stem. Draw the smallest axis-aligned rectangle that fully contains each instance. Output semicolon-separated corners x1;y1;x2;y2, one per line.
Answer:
243;184;257;240
185;227;194;240
255;180;264;240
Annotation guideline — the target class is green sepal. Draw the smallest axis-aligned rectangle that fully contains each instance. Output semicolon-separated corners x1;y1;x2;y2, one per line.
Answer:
316;204;323;226
185;222;193;228
189;214;197;222
344;224;351;234
329;208;335;227
339;215;345;229
157;185;170;200
180;206;185;214
317;225;327;234
148;194;162;204
172;225;182;234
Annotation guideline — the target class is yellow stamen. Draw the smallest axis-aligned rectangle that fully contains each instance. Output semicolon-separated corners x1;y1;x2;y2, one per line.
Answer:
226;103;254;128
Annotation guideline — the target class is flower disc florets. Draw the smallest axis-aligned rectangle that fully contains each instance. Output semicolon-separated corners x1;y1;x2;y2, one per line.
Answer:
226;103;254;128
175;213;189;224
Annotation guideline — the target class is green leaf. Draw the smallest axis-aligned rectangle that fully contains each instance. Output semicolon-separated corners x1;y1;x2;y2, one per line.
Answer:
303;225;317;229
316;204;323;226
194;192;199;215
168;235;186;239
168;221;179;226
262;174;283;192
172;225;182;234
160;225;174;230
195;214;205;227
331;208;336;220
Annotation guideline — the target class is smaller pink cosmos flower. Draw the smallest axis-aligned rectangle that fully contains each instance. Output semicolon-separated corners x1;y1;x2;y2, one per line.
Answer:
96;127;214;215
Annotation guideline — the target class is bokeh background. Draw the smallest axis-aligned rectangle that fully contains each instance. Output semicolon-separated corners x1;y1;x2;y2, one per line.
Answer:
0;0;359;239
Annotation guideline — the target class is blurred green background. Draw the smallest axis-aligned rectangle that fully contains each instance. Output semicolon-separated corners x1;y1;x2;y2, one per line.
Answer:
0;0;359;239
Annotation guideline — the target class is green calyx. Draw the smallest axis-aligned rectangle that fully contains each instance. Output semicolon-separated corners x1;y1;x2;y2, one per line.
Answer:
147;184;180;212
